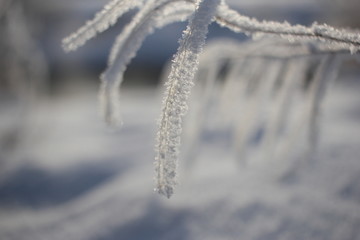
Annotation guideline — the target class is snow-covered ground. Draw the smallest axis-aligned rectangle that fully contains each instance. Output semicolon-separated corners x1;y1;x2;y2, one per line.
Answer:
0;71;360;240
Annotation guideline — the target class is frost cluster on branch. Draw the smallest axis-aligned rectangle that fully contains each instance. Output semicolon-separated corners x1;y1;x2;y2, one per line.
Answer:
63;0;360;198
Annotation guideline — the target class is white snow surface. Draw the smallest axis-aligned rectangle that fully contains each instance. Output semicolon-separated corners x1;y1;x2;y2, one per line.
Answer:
0;74;360;240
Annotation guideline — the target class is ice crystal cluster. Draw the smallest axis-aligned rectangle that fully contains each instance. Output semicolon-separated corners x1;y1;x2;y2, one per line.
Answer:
63;0;360;198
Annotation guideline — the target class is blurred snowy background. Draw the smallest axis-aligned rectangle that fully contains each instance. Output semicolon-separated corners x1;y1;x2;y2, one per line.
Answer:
1;0;360;239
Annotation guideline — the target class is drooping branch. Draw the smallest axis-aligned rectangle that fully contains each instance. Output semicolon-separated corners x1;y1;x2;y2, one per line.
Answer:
62;0;145;52
99;0;194;126
155;0;221;198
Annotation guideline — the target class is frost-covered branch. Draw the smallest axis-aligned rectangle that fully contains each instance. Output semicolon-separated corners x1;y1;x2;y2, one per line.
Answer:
62;0;145;52
215;4;360;53
155;0;220;198
99;0;194;126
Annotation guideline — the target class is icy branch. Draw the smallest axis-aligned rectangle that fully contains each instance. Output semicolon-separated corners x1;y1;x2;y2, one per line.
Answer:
215;4;360;53
62;0;144;52
155;0;220;198
99;0;194;126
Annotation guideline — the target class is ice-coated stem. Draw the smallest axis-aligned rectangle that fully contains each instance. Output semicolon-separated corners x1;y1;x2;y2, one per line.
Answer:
99;0;194;126
155;0;221;198
215;3;360;53
62;0;145;52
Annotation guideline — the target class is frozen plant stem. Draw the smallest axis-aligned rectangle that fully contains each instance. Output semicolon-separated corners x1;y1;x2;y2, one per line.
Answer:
214;4;360;52
155;0;220;198
62;0;145;52
99;0;194;126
